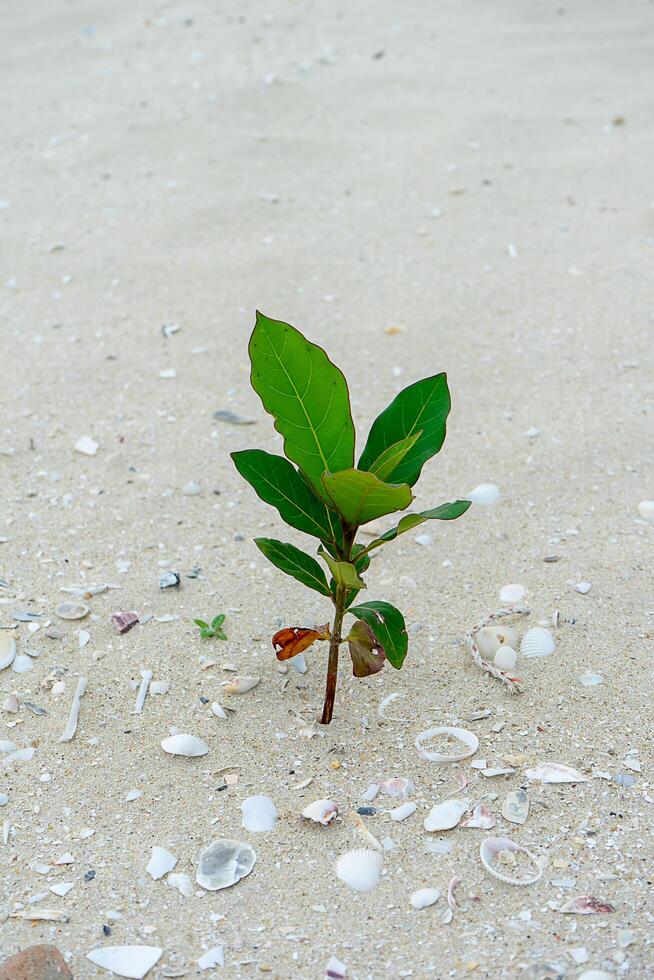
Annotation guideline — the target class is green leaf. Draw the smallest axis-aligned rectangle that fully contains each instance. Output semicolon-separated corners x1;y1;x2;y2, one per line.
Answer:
367;431;422;481
364;499;471;553
322;469;413;527
358;374;451;486
211;614;226;629
346;620;385;677
200;628;214;638
194;619;209;629
254;537;332;596
319;549;366;591
248;312;355;498
349;601;408;669
231;449;342;546
343;544;371;610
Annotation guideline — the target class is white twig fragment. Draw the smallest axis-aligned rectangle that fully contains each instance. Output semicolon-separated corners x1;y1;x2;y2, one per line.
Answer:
465;608;530;693
59;676;87;743
134;670;153;714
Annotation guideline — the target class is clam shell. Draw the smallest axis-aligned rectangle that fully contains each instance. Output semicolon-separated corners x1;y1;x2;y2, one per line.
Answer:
479;836;543;886
211;702;228;719
415;726;479;763
493;646;517;671
86;946;163;979
161;733;209;757
520;626;555;658
559;894;615;915
335;848;383;893
0;635;16;671
196;839;256;891
424;799;467;832
525;763;588;783
146;846;177;880
56;601;90;621
301;799;338;825
222;675;260;695
475;625;517;658
502;789;529;824
410;887;440;909
240;795;277;832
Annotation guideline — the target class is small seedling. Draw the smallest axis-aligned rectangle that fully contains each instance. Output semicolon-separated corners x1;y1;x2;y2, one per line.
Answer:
232;312;470;724
194;614;228;640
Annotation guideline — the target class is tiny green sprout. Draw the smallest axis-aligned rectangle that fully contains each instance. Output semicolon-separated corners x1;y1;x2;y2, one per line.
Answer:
194;614;228;640
232;312;471;724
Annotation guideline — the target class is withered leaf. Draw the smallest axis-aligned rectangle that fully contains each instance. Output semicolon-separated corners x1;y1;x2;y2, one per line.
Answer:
272;624;330;661
347;620;385;677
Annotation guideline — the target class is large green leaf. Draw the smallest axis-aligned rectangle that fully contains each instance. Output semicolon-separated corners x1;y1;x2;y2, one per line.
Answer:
367;431;421;482
319;549;366;591
254;538;331;596
322;469;413;527
248;312;355;498
231;450;342;546
358;374;451;486
349;601;408;669
364;499;471;553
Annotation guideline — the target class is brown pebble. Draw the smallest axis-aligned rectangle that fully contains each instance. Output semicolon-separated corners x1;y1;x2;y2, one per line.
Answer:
0;945;72;980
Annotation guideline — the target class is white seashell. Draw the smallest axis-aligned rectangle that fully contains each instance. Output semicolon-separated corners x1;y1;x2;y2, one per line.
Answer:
475;625;517;658
12;654;33;674
56;852;75;865
415;726;478;763
0;635;16;670
211;702;228;719
390;801;416;822
196;839;256;891
378;692;405;721
59;676;87;743
240;795;278;832
149;680;169;696
56;601;90;621
499;583;527;605
379;777;414;799
0;740;17;754
493;646;517;671
335;848;383;893
302;799;338;825
146;846;177;880
50;882;74;897
86;946;163;979
520;626;555;658
324;955;347;980
461;804;495;829
75;435;99;456
60;584;108;597
125;789;142;802
468;483;500;506
638;500;654;524
161;733;209;757
51;681;66;697
479;837;543;886
167;872;194;897
410;887;440;909
6;747;35;762
222;675;260;694
362;784;379;802
502;789;529;824
2;693;19;713
575;581;591;594
198;946;225;970
424;799;467;832
525;762;588;783
79;629;90;649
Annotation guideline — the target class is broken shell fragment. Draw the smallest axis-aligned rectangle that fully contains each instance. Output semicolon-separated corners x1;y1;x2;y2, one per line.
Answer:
499;583;527;605
637;500;654;523
475;625;517;659
390;801;417;822
0;635;16;670
424;799;467;832
468;483;500;506
559;895;615;915
113;611;139;634
410;887;440;909
149;680;170;696
415;726;479;763
302;799;338;825
56;601;90;621
161;733;209;757
146;846;177;880
86;946;163;979
525;763;588;783
335;848;383;893
479;837;543;885
196;839;256;890
461;804;495;829
240;794;278;832
167;872;193;897
222;675;260;694
379;777;414;799
520;626;555;658
502;789;529;824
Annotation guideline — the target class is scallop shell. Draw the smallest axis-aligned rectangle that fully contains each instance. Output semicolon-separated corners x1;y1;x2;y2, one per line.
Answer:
415;726;479;763
86;946;163;979
146;846;177;880
479;837;543;886
423;799;467;832
0;635;16;671
301;799;338;825
493;646;517;671
240;795;277;832
222;675;260;695
379;777;414;799
160;733;209;757
56;601;90;621
502;789;529;824
475;625;518;658
524;762;588;783
410;887;440;909
335;848;383;893
196;839;256;891
520;626;555;658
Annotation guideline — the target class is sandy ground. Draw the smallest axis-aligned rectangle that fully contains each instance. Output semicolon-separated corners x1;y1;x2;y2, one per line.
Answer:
1;1;653;977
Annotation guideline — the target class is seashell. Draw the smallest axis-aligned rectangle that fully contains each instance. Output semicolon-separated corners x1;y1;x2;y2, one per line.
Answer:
348;811;383;852
211;702;228;719
424;799;467;832
559;894;615;915
196;839;256;891
86;946;163;979
362;784;379;802
461;804;495;829
302;799;338;825
161;733;209;757
0;740;17;754
475;625;517;659
6;747;34;762
61;584;108;597
499;583;527;605
468;483;500;506
222;675;260;695
167;872;193;897
575;581;591;594
324;955;347;979
335;848;383;893
11;654;33;674
447;875;461;910
240;794;278;832
198;947;225;970
493;646;517;671
390;801;416;822
59;676;87;743
2;693;19;713
113;611;139;634
525;763;588;783
502;789;529;824
149;680;169;696
415;726;479;763
79;629;90;649
520;626;555;658
479;837;543;886
11;909;69;922
0;635;16;670
56;601;90;621
146;846;177;880
75;435;99;456
50;881;74;897
379;777;414;799
410;887;440;909
638;500;654;524
378;692;405;721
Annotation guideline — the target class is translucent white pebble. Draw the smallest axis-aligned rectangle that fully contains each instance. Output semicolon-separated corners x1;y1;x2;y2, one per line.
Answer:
196;839;256;891
161;733;209;757
0;635;16;670
75;436;98;456
390;802;416;822
468;483;500;506
424;799;467;832
86;946;163;979
493;646;517;671
301;799;338;825
0;740;17;754
336;848;383;893
410;887;440;909
575;581;591;594
499;583;526;604
520;626;555;658
240;795;278;832
167;872;193;897
146;846;177;880
475;625;517;658
638;500;654;523
50;882;74;897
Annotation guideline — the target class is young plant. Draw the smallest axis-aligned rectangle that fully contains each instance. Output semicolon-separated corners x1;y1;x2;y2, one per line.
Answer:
194;614;228;640
232;312;470;724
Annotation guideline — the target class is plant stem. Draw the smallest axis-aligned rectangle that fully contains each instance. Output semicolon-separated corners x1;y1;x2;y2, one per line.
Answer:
320;585;346;725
